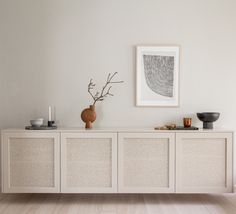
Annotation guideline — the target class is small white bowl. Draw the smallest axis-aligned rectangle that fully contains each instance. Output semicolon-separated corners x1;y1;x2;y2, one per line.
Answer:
30;118;44;127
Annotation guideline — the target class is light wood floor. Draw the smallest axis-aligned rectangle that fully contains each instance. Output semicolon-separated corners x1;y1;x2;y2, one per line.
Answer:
0;194;236;214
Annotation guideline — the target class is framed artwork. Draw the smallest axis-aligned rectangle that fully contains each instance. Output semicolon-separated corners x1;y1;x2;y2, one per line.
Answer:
136;46;180;107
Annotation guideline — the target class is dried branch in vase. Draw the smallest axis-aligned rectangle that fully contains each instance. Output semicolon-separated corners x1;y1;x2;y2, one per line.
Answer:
88;72;124;106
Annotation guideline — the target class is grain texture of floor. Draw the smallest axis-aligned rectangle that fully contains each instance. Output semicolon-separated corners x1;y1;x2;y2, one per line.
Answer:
0;193;236;214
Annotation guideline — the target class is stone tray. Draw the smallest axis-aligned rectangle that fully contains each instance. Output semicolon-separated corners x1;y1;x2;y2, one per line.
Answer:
169;126;199;130
25;126;57;130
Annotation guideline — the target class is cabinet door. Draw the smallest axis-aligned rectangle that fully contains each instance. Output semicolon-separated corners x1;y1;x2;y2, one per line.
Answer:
61;133;117;193
176;133;233;193
118;133;175;193
2;132;60;193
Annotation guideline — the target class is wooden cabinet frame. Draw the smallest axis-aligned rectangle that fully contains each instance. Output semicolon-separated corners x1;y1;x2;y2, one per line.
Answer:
61;132;117;193
1;132;60;193
118;133;175;193
176;132;233;193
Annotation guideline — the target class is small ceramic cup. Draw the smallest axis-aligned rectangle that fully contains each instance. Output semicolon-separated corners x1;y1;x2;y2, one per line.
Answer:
183;118;192;128
30;118;44;127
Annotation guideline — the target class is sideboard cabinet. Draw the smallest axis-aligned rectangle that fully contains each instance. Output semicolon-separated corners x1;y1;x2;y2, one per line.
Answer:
1;129;233;193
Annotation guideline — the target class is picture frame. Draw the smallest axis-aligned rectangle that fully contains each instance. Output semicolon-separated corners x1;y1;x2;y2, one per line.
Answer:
136;46;180;107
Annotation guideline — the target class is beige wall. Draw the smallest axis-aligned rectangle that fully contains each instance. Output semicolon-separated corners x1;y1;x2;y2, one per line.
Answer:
1;0;236;182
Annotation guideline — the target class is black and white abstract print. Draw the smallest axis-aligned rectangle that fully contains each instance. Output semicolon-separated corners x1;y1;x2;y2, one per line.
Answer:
143;55;174;97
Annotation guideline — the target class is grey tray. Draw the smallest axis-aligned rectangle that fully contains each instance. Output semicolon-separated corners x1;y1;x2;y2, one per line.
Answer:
25;126;57;130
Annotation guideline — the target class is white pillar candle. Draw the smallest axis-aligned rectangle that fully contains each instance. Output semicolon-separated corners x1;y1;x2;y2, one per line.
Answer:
49;106;52;121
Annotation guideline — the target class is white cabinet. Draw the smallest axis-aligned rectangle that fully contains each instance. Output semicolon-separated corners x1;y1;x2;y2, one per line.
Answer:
61;133;117;193
118;133;175;193
176;133;233;193
1;132;60;193
1;129;233;194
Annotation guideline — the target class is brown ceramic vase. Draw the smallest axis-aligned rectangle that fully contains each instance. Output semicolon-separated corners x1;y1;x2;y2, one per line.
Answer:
81;105;96;129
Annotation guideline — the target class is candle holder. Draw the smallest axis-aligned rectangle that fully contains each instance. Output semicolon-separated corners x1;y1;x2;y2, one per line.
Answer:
48;121;55;127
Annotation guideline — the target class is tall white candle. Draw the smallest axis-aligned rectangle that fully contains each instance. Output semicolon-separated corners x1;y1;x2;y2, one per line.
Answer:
49;106;52;121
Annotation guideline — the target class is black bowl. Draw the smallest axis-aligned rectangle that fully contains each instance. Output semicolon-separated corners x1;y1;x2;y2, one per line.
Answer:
197;112;220;129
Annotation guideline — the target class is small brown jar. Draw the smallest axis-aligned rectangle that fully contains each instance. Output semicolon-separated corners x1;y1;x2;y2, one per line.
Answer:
183;118;192;128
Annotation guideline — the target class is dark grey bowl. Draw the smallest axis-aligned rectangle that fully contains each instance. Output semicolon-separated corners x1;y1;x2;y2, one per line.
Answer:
197;112;220;129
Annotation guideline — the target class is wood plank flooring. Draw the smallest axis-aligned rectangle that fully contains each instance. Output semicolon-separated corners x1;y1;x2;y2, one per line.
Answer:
0;193;236;214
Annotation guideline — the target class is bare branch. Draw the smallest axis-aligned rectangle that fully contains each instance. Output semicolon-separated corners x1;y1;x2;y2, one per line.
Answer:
107;73;111;82
88;79;96;102
87;72;123;105
110;81;124;83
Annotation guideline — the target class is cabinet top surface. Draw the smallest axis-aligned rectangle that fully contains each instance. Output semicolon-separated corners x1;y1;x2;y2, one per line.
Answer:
1;127;234;133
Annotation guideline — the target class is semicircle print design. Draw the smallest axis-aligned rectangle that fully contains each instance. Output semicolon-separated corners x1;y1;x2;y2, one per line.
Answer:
143;55;174;97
